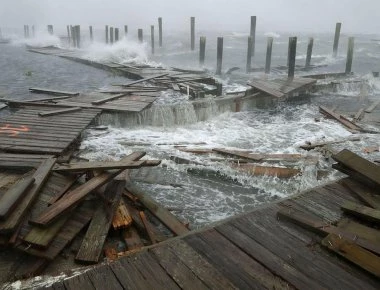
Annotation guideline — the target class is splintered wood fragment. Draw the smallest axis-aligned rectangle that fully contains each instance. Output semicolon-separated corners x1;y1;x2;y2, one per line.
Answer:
332;149;380;188
139;211;158;244
322;234;380;278
104;247;118;261
75;180;125;264
29;87;80;96
353;108;364;122
123;226;144;251
277;207;380;255
172;83;180;91
300;137;361;150
233;163;301;178
341;201;380;224
125;183;189;235
340;179;380;209
30;152;145;227
38;107;82;117
0;177;35;220
53;160;145;172
319;106;363;131
365;100;380;113
112;199;133;230
213;148;263;161
0;158;56;234
120;73;169;87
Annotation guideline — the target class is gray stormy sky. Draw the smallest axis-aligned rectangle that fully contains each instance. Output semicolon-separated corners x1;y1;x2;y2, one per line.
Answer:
1;0;379;34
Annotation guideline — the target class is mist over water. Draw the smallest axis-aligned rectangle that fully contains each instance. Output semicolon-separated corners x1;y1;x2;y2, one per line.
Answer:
1;25;380;226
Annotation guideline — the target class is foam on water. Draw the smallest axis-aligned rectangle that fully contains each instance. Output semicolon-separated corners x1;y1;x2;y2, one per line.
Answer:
9;30;61;47
264;31;281;38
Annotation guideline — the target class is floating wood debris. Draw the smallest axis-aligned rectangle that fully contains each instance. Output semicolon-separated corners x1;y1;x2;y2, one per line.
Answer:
300;137;361;150
29;87;80;96
233;163;301;178
319;106;363;131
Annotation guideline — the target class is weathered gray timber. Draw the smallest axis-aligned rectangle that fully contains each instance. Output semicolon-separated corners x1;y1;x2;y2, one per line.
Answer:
89;26;93;42
250;16;257;56
333;22;342;57
158;17;163;47
105;25;109;44
115;27;119;42
305;37;314;68
151;25;154;54
75;25;81;48
246;36;253;73
110;27;114;44
265;37;273;74
190;17;195;51
138;28;143;43
216;37;223;75
124;25;128;37
199;36;206;66
66;25;71;46
288;37;297;78
345;37;355;74
47;25;53;35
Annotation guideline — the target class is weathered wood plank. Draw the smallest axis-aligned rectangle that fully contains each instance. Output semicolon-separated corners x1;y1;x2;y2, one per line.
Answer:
91;93;127;105
86;265;123;290
63;272;95;290
300;137;360;150
75;180;125;264
0;176;35;220
53;160;145;172
233;163;301;178
139;211;159;244
340;179;380;209
125;182;189;235
364;100;380;113
319;106;362;131
341;200;380;224
338;218;380;246
29;88;79;96
0;158;56;233
38;107;82;117
213;148;263;161
123;226;144;251
322;234;380;278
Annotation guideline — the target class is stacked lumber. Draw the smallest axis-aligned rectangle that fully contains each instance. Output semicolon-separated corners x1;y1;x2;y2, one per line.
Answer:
0;151;190;281
277;149;380;278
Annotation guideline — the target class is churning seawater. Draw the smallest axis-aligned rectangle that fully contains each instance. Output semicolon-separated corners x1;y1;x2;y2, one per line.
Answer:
1;28;380;227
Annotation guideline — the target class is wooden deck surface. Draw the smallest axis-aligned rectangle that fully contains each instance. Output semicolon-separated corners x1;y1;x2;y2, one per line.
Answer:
0;104;100;155
37;178;380;290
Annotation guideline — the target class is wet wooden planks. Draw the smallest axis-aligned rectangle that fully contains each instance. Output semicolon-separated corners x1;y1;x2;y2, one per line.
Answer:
45;177;380;290
249;77;316;98
0;105;100;154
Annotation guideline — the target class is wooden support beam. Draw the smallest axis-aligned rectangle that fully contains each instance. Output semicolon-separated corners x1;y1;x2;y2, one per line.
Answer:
345;37;354;74
246;36;253;73
319;106;363;131
105;25;109;44
75;180;125;264
190;17;195;50
305;37;314;68
250;16;256;56
139;211;158;244
0;158;56;234
110;27;114;44
158;17;162;47
333;22;342;57
89;25;93;42
124;25;128;37
125;182;189;235
288;37;297;78
199;36;206;66
0;177;35;220
322;234;380;278
38;107;82;117
138;28;143;43
216;37;223;75
29;88;79;96
265;37;273;74
341;201;380;224
115;28;119;42
53;160;146;172
150;25;154;54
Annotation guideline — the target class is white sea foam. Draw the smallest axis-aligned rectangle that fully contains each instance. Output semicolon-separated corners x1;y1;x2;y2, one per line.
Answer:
9;30;61;47
264;31;281;38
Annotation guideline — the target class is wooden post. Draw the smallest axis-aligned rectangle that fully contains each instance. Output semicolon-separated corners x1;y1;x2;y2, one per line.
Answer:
89;26;93;42
216;37;223;75
305;37;314;68
76;25;81;48
265;37;274;74
26;25;30;38
199;36;206;66
105;25;109;44
115;28;119;42
190;17;195;51
333;22;341;57
66;25;71;46
345;37;354;74
124;25;128;37
31;25;35;38
246;36;253;73
158;17;162;47
138;29;143;43
47;25;53;35
23;25;26;38
71;25;76;48
288;37;297;78
250;16;256;56
150;25;155;54
110;27;114;44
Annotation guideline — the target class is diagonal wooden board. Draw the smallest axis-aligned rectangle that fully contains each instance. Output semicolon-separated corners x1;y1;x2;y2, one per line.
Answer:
53;160;146;172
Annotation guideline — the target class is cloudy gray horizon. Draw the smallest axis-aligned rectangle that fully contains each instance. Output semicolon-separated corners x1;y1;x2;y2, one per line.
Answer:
1;0;379;34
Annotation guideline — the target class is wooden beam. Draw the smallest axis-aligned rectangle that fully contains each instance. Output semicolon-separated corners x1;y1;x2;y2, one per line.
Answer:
365;100;380;113
119;73;169;87
29;88;80;96
38;107;82;117
75;180;125;264
139;211;158;244
322;234;380;278
233;164;301;178
341;200;380;224
91;93;127;105
53;160;145;172
125;182;189;235
340;179;380;209
30;152;145;227
213;148;263;161
319;106;362;131
0;177;35;220
0;158;56;234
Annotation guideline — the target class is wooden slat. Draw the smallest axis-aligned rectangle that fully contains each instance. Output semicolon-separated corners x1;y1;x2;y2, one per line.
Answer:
338;218;380;246
341;200;380;224
0;158;56;233
333;149;380;187
300;137;361;150
213;148;263;161
91;93;127;105
0;176;35;220
340;179;380;209
29;88;79;96
322;234;380;278
123;226;144;251
319;106;362;131
53;160;145;172
75;180;125;264
86;265;123;290
233;163;301;178
38;107;82;117
139;211;159;244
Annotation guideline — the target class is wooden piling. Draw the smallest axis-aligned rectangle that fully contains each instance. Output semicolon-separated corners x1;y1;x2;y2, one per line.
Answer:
305;37;314;68
75;25;81;48
265;37;274;74
31;25;35;38
66;25;71;46
47;25;53;35
138;29;143;43
345;37;355;74
89;26;93;42
151;25;155;54
124;25;128;37
71;25;76;48
105;25;109;44
115;28;119;42
23;25;26;38
246;36;253;73
250;16;256;56
110;27;114;44
26;25;30;38
333;22;341;57
190;17;195;51
216;37;223;75
158;17;163;47
288;37;297;78
199;36;206;66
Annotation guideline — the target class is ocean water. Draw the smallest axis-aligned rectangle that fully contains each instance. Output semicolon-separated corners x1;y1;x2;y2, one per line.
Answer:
1;28;380;227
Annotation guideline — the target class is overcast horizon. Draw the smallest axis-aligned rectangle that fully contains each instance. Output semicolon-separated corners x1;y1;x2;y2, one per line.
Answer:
1;0;379;35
